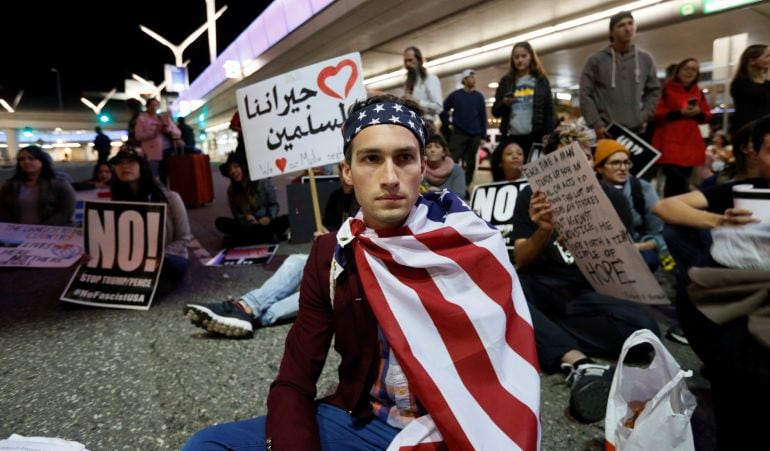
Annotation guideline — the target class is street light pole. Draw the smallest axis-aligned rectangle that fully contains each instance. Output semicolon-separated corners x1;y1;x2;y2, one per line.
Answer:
139;5;228;67
51;68;63;111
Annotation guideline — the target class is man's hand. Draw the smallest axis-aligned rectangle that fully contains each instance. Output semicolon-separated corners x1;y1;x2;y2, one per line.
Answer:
258;216;272;226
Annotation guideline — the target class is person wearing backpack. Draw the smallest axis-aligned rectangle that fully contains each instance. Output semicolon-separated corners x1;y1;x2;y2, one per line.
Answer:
594;139;669;271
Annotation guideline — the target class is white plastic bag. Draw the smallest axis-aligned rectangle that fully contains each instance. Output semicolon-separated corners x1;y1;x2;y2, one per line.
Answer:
604;329;697;451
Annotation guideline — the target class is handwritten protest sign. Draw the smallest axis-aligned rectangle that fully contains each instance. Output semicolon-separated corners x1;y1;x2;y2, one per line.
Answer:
61;201;166;310
607;123;661;178
236;52;366;180
0;223;83;268
471;180;529;249
521;142;668;304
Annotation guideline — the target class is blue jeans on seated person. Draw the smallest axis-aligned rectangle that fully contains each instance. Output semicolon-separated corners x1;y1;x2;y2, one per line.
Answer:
240;254;308;326
181;403;400;450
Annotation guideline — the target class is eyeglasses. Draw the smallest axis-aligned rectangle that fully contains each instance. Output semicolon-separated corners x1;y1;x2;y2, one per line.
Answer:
16;156;36;162
605;159;633;169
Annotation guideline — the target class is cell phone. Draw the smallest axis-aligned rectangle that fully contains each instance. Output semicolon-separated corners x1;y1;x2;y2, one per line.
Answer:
688;98;697;107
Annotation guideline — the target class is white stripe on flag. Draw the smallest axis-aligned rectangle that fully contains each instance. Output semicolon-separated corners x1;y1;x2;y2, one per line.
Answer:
362;250;527;449
366;233;540;415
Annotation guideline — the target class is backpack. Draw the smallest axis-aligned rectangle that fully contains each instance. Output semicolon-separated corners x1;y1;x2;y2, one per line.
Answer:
629;176;647;236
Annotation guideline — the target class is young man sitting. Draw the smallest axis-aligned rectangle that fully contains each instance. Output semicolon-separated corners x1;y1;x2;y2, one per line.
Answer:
183;94;541;450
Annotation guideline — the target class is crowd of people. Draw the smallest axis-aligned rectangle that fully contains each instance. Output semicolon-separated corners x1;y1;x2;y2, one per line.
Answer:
2;9;770;450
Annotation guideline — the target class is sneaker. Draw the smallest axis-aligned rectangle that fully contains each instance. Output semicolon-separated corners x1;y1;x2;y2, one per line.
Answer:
666;325;689;345
185;300;254;338
561;359;615;423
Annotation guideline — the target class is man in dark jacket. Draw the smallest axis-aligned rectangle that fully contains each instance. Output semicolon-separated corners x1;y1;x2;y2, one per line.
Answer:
92;126;112;163
440;69;487;188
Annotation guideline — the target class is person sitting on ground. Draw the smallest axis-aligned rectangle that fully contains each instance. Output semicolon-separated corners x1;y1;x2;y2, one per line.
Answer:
214;151;289;246
109;147;191;297
0;145;76;226
183;94;540;450
420;133;465;196
184;178;359;338
511;125;659;423
491;140;526;182
72;162;113;191
593;139;669;271
651;114;770;450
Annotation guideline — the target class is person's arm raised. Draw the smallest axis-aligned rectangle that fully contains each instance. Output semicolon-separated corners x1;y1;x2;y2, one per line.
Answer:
513;190;555;269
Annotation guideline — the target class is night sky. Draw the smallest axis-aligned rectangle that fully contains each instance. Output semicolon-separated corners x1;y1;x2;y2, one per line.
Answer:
0;0;271;111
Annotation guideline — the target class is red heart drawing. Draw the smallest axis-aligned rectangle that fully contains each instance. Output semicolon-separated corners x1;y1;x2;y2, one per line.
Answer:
317;59;358;100
275;158;287;172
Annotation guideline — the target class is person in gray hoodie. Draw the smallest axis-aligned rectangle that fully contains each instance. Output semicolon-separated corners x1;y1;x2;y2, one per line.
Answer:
579;11;660;140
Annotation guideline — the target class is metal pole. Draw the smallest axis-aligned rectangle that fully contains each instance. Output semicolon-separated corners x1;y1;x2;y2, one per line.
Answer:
206;0;217;64
51;68;63;111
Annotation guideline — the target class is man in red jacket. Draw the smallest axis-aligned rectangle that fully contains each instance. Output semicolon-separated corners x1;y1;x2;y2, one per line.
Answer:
183;94;540;450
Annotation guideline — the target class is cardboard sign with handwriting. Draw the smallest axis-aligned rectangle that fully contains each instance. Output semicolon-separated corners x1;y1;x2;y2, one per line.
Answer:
521;142;668;304
236;53;366;180
0;223;83;268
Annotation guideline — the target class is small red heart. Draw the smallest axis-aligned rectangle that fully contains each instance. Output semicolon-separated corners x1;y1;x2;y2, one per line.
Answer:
275;158;287;172
317;59;358;100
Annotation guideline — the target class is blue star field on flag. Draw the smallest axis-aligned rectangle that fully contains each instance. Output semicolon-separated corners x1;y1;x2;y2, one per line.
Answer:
342;102;427;149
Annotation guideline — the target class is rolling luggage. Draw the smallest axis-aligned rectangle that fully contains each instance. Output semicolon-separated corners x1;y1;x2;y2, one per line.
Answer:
167;154;214;207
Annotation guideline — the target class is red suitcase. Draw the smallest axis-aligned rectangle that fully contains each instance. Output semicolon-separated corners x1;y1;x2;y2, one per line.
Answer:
167;154;215;207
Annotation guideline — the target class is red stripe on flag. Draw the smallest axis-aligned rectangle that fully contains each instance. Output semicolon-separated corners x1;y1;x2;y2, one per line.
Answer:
399;442;447;451
354;244;474;450
416;226;539;369
357;236;539;451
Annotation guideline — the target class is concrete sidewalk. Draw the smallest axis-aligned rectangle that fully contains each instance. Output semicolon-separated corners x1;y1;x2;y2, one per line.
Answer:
0;164;716;450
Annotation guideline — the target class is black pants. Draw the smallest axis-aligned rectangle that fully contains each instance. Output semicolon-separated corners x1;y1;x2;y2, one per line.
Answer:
660;164;693;198
449;129;482;186
519;271;660;373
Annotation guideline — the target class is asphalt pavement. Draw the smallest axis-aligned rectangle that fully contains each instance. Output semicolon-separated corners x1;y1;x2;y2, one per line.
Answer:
0;162;717;450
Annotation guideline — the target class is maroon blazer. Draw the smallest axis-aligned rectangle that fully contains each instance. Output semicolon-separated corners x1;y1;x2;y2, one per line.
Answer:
265;233;382;449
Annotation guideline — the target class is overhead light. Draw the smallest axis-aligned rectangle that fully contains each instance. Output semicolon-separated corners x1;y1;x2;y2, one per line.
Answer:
556;92;572;101
363;0;662;86
0;98;15;113
81;97;100;114
487;97;496;103
488;82;499;89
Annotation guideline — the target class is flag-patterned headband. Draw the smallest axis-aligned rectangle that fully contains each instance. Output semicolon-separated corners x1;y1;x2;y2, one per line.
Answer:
342;102;427;149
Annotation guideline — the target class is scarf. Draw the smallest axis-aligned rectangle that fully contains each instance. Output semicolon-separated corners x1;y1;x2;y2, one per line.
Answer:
424;157;456;188
333;190;541;450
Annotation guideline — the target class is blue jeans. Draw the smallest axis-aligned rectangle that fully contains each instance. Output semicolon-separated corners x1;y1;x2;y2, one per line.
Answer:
241;254;307;326
182;403;400;450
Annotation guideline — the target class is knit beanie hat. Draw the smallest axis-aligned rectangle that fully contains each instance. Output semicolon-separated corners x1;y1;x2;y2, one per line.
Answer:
593;139;630;168
608;11;633;40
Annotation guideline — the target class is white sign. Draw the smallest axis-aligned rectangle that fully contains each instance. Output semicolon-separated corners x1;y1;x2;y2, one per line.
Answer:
0;223;83;268
236;52;366;180
521;142;668;304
